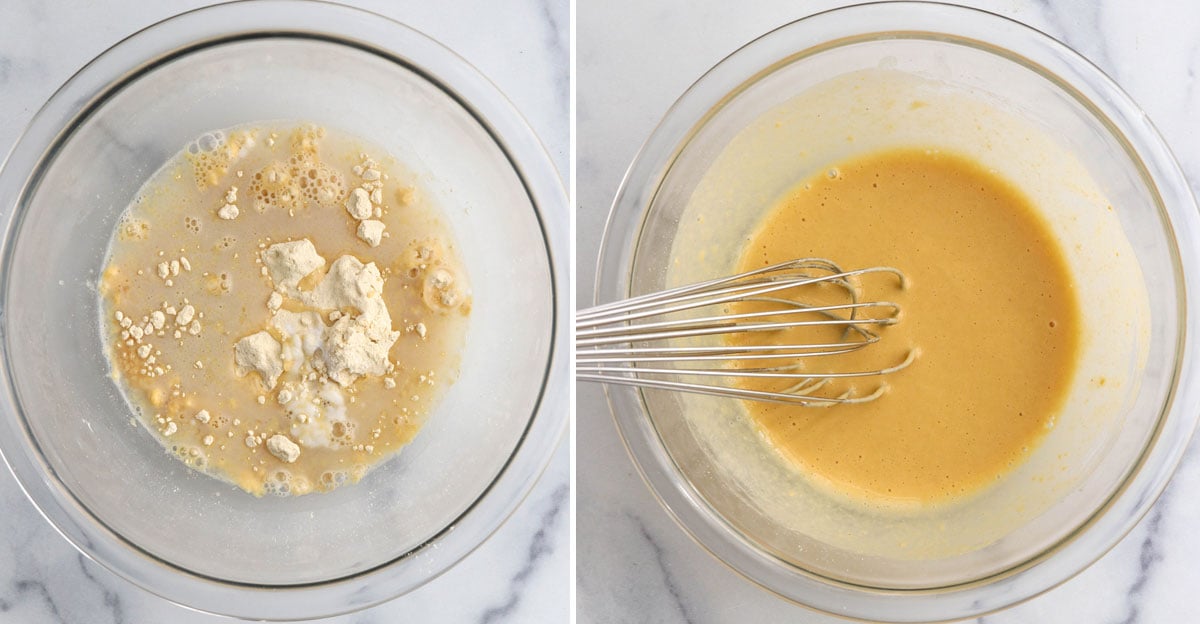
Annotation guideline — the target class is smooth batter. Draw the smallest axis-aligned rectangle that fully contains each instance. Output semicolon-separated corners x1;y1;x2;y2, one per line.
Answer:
99;124;470;496
730;147;1081;505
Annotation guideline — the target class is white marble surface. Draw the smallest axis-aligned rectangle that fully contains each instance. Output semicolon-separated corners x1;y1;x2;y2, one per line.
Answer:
578;1;1200;622
0;0;568;622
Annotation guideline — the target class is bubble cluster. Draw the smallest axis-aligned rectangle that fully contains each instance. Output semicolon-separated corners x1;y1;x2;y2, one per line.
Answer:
117;216;150;241
184;215;201;234
184;129;253;189
290;125;324;158
248;161;298;212
202;271;233;296
295;160;346;206
318;469;349;492
191;131;224;154
263;468;314;497
169;444;207;469
330;419;357;446
248;157;346;213
243;125;348;212
263;469;292;496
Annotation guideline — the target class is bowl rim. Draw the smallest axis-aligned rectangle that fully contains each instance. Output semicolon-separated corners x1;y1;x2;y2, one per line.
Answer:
594;2;1200;621
0;0;569;619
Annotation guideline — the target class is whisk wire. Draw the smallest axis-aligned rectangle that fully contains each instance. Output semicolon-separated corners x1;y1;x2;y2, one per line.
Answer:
578;260;903;324
576;258;912;406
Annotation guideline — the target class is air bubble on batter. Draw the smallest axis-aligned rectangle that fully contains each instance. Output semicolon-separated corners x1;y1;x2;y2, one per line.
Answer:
202;271;233;296
117;215;151;241
263;468;294;497
184;129;253;189
298;163;346;206
248;161;301;212
319;469;349;492
330;419;357;446
194;131;225;154
169;444;207;469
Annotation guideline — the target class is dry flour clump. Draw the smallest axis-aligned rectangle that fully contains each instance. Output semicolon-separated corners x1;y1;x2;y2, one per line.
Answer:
357;220;386;248
345;160;388;247
266;434;301;463
345;188;373;220
262;239;325;294
310;257;399;385
218;187;240;220
256;242;400;388
243;241;402;449
234;331;283;389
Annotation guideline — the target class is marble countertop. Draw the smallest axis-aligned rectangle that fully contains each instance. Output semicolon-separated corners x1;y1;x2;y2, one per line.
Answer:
0;1;568;622
578;1;1200;622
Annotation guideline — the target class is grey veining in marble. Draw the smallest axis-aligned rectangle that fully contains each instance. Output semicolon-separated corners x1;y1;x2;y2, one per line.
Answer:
577;1;1200;623
0;1;568;622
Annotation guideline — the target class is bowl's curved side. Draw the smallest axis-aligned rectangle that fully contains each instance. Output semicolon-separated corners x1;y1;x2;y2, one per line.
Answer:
595;3;1200;621
0;1;569;619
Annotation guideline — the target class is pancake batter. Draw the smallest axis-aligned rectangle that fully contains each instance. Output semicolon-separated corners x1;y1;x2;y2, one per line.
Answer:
730;147;1081;505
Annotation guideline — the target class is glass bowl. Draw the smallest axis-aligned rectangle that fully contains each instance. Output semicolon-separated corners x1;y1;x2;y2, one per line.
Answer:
595;3;1199;622
0;1;568;620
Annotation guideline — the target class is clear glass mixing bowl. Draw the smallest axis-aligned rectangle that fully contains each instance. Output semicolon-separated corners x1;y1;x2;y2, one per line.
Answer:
595;3;1200;621
0;1;568;619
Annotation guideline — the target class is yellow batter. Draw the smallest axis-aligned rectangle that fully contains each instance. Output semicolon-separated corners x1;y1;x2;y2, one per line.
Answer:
730;147;1081;505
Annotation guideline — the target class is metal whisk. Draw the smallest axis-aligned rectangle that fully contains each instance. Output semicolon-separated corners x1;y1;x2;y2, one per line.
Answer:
576;258;914;406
